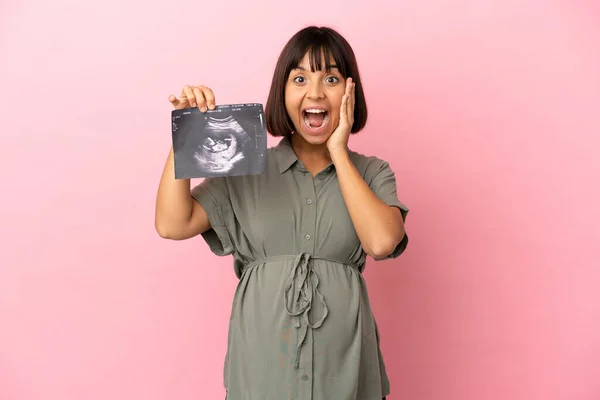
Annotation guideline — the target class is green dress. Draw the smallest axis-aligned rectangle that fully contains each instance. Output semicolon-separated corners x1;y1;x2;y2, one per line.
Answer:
192;136;409;400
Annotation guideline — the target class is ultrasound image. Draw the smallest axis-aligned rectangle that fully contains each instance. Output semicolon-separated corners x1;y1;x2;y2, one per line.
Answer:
172;103;267;178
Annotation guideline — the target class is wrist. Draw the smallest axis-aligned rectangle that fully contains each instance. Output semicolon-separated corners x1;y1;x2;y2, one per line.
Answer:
329;146;349;164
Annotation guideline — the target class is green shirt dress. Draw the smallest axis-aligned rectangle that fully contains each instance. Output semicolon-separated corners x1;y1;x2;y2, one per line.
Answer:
191;136;409;400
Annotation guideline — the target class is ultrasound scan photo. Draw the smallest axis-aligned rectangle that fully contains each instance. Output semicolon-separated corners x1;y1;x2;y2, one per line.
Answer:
171;103;267;179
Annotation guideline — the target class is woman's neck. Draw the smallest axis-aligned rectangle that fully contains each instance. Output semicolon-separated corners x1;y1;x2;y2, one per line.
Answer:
290;134;332;174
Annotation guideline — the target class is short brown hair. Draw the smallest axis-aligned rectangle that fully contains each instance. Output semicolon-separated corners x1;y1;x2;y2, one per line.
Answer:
265;26;368;137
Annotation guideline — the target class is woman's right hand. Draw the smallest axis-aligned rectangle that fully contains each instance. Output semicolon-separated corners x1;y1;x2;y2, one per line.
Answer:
168;85;216;112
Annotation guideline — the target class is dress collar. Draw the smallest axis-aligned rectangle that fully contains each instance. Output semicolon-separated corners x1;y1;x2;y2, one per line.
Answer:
275;136;298;174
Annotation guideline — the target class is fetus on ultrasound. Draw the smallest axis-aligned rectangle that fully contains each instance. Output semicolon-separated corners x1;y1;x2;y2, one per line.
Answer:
184;115;252;175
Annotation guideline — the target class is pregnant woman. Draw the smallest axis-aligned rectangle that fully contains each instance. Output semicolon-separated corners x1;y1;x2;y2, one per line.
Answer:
155;25;410;400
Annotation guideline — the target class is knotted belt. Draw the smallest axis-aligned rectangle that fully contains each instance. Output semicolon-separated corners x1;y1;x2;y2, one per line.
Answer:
242;253;361;369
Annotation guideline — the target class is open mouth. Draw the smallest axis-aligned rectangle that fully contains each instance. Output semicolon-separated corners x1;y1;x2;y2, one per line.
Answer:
302;108;330;132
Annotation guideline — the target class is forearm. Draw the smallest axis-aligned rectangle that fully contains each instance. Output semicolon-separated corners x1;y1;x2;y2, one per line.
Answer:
154;146;194;236
330;149;405;257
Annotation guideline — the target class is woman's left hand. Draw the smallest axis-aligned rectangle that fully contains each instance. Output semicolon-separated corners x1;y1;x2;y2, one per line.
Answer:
327;78;355;153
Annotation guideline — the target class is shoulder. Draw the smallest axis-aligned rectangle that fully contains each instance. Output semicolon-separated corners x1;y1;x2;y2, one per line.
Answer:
267;143;280;159
347;147;390;168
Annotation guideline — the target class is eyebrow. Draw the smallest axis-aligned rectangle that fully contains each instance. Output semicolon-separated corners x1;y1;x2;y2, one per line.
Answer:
293;65;339;71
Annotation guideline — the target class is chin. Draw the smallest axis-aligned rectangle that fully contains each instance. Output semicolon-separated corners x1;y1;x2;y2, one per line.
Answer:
294;129;332;146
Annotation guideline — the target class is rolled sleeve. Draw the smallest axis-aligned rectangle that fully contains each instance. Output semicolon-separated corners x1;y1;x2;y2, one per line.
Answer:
367;160;409;259
191;177;235;257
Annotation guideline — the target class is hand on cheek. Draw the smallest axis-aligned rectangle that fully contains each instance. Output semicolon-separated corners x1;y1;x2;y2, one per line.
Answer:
327;78;355;152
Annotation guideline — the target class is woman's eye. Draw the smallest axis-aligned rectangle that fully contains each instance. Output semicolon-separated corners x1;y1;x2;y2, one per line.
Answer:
326;76;339;83
294;76;305;83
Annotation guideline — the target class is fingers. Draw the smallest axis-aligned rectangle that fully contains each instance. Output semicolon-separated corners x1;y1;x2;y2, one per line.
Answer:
340;91;348;119
342;78;355;125
182;85;196;107
350;82;355;116
169;85;217;112
192;86;207;111
168;94;181;107
203;87;216;110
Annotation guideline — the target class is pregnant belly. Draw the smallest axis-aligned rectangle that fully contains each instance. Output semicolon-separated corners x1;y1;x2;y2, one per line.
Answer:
233;260;367;346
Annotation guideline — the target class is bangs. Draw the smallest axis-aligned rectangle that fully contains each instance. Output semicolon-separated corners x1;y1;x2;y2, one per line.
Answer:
286;34;349;78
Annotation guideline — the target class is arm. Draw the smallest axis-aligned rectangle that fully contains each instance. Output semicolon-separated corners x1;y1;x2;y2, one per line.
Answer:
154;146;211;240
330;149;406;259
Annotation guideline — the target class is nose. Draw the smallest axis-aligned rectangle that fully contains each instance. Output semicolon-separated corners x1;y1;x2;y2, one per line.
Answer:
307;80;324;99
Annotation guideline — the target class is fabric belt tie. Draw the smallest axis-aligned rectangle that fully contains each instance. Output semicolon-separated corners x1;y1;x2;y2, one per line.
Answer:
243;253;360;369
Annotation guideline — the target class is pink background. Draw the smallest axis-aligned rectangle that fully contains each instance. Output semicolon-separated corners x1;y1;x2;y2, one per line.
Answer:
1;1;599;399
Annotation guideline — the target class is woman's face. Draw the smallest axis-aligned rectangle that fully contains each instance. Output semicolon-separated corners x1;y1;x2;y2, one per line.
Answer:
284;52;346;146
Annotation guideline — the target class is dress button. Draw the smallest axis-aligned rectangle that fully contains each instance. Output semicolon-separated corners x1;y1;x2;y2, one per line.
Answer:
304;234;311;240
302;374;309;381
306;198;313;205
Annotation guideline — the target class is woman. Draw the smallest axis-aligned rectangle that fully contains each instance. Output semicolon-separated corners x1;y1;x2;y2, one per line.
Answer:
155;25;409;400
